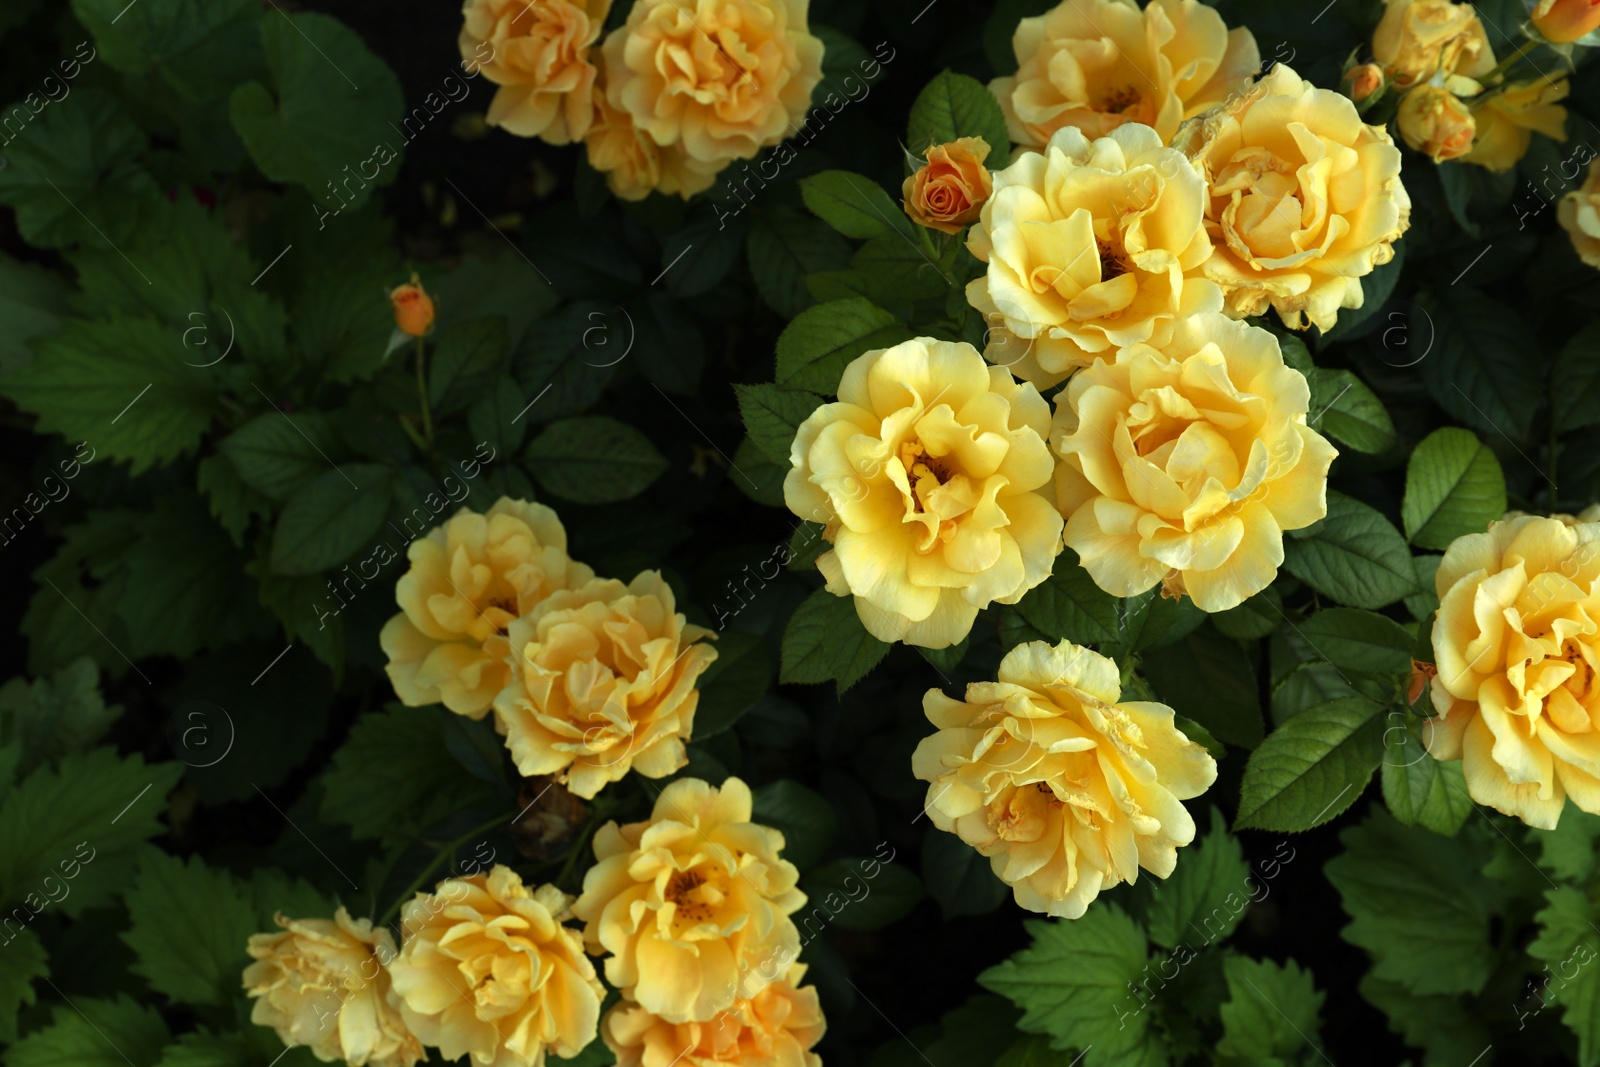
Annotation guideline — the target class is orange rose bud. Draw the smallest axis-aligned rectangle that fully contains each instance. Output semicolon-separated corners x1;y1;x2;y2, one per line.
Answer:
390;274;435;337
902;136;994;235
1407;659;1438;705
1346;63;1384;102
1397;85;1476;163
1533;0;1600;43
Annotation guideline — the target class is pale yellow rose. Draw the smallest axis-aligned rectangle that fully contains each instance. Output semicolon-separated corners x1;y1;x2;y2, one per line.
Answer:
601;964;824;1067
494;570;717;799
1397;83;1478;163
389;866;604;1067
1372;0;1495;87
913;639;1216;919
571;777;805;1024
989;0;1258;151
1052;311;1337;612
1427;515;1600;829
1173;63;1410;333
903;137;993;235
243;908;423;1067
1462;79;1569;173
601;0;823;176
782;337;1062;649
966;122;1220;388
584;94;723;202
460;0;613;143
1561;159;1600;267
380;498;595;719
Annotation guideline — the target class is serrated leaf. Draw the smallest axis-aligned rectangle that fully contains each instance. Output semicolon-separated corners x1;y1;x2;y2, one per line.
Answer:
0;656;121;764
121;851;259;1008
735;383;821;467
1419;288;1541;443
1284;491;1416;610
1298;608;1414;675
1554;320;1600;434
774;297;906;393
907;70;1010;154
801;857;923;930
1143;809;1251;950
1140;628;1263;749
693;631;770;740
1236;696;1383;831
921;823;1008;920
197;454;271;545
1308;368;1397;454
1528;887;1600;1066
6;995;169;1067
524;416;668;504
0;926;47;1044
751;779;836;871
1011;554;1121;647
221;412;344;503
745;207;852;319
779;588;888;690
1401;428;1506;550
1536;808;1600;881
71;0;262;100
0;253;72;375
429;317;509;417
1381;724;1473;837
270;464;393;575
1216;955;1326;1064
1358;974;1492;1067
799;170;918;242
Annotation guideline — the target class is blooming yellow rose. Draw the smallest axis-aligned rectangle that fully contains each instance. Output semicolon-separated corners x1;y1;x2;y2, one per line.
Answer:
782;337;1062;649
989;0;1258;151
1052;311;1337;612
243;908;423;1067
966;122;1219;388
584;95;723;202
389;866;604;1067
1427;514;1600;829
1372;0;1494;87
601;964;825;1067
913;639;1216;919
1173;63;1410;333
601;0;823;176
494;570;717;799
460;0;613;143
1397;83;1478;163
902;137;993;235
381;498;595;719
1560;159;1600;267
1462;78;1569;173
572;776;805;1023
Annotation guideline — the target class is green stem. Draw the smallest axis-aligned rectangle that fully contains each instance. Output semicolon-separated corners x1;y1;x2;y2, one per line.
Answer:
413;335;434;450
1484;38;1539;85
378;811;511;929
555;817;602;893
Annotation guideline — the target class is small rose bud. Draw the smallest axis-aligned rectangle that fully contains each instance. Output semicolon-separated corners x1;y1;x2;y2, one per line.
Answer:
1397;84;1477;163
902;136;993;234
390;274;435;337
1407;660;1438;705
1346;63;1384;102
1533;0;1600;43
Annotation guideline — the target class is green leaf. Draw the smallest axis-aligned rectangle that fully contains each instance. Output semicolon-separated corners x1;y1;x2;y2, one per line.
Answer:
847;236;953;312
1010;554;1121;647
1553;320;1600;434
269;464;393;575
1528;887;1600;1066
1235;696;1383;832
0;748;183;916
524;416;668;504
0;926;47;1044
907;70;1010;154
1536;808;1600;882
1401;428;1506;550
799;170;919;242
220;412;343;503
774;297;906;394
7;995;170;1067
1316;240;1406;347
1381;723;1473;837
779;588;889;692
693;631;771;740
1419;288;1541;443
751;779;837;871
1358;974;1492;1067
1325;808;1495;996
1140;628;1264;749
745;207;852;319
1216;955;1326;1064
71;0;262;100
1307;368;1397;454
735;383;821;467
0;657;121;764
921;824;1008;920
229;12;404;208
801;856;923;931
1298;608;1415;675
1212;587;1283;641
979;905;1162;1062
1284;491;1416;610
1143;809;1251;950
197;454;271;545
121;852;259;1008
3;317;215;474
429;317;509;417
0;253;72;375
468;374;532;460
321;704;501;841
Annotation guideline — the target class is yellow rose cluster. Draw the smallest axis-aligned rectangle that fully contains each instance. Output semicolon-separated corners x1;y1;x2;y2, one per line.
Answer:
380;496;717;799
459;0;824;201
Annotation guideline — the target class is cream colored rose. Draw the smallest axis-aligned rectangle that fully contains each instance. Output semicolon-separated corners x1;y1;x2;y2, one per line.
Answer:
1052;312;1336;612
494;570;717;799
601;0;823;176
966;122;1219;388
460;0;613;143
380;498;595;719
1463;78;1569;173
782;337;1062;649
601;964;825;1067
903;137;993;235
989;0;1258;151
584;94;723;202
1397;83;1478;163
243;908;423;1067
1372;0;1494;87
1173;63;1410;333
1427;515;1600;829
571;777;805;1024
1561;159;1600;267
389;866;604;1067
913;639;1216;919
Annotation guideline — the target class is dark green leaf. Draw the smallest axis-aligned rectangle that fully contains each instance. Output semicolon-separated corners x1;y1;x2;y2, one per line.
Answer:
1308;368;1397;454
735;383;821;467
1143;809;1251;950
1284;492;1416;610
799;170;919;243
1298;608;1414;675
429;317;509;417
524;416;668;504
774;297;906;393
752;779;837;871
746;207;852;319
779;588;888;691
121;851;259;1008
1401;427;1506;550
269;464;393;575
1235;696;1383;832
1419;289;1541;443
921;824;1008;920
802;856;923;930
6;995;169;1067
907;70;1010;154
1140;629;1263;749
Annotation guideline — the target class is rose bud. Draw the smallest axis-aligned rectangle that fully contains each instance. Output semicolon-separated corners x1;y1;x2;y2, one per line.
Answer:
1397;84;1476;163
1533;0;1600;43
390;275;435;337
902;136;993;234
1346;62;1384;101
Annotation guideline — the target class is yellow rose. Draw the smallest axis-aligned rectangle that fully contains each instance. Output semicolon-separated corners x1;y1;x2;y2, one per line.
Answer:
601;0;824;176
1372;0;1494;87
571;777;805;1023
1427;515;1600;829
601;964;825;1067
243;908;423;1067
460;0;613;143
966;122;1219;388
1173;63;1410;333
1560;159;1600;267
380;498;595;719
584;95;723;202
1051;312;1337;612
1462;78;1570;173
782;337;1062;649
494;570;717;799
902;137;993;235
912;639;1216;919
989;0;1258;151
1397;84;1478;163
389;866;604;1067
1532;0;1600;43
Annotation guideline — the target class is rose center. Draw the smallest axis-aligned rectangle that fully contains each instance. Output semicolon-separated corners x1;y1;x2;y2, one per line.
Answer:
1097;86;1142;115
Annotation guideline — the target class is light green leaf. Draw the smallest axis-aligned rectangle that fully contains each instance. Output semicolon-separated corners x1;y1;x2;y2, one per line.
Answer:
0;926;47;1044
799;170;918;243
751;779;837;871
1536;807;1600;882
1381;723;1473;837
1216;955;1326;1064
774;297;906;393
1401;428;1506;550
801;857;923;931
778;588;888;692
524;416;668;505
7;995;169;1067
735;383;822;467
745;207;852;319
1236;696;1383;832
1143;809;1251;950
1284;491;1416;610
121;852;259;1008
1308;368;1397;454
907;70;1010;154
1298;608;1415;676
921;824;1008;920
1529;887;1600;1066
269;464;393;575
0;657;121;764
